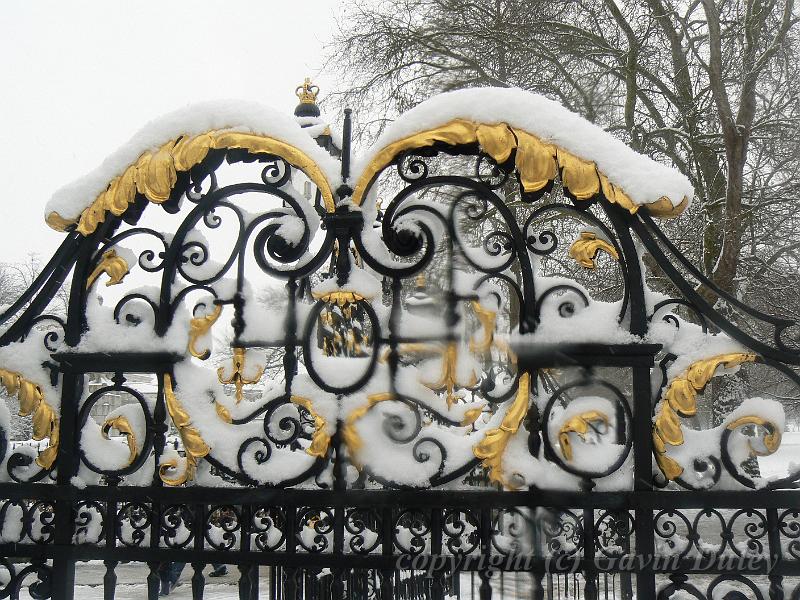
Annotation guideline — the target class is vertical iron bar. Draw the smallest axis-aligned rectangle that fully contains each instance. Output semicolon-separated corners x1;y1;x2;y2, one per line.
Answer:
191;503;205;600
103;477;119;600
479;507;492;600
632;366;656;600
341;109;352;184
767;507;784;600
582;507;597;600
51;370;80;600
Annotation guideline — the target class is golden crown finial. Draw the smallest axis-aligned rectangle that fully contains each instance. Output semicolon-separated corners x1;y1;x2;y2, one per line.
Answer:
296;77;320;104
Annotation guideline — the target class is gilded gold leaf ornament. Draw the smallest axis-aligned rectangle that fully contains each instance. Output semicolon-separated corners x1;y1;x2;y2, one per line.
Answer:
469;301;497;354
311;291;367;305
422;342;478;408
556;148;600;200
188;304;222;360
475;123;516;164
0;368;59;469
652;353;757;480
514;130;557;192
214;400;232;424
217;347;264;403
48;131;336;235
349;119;688;218
341;392;395;462
473;373;530;487
461;407;484;427
101;415;138;467
160;374;210;486
290;395;330;458
86;249;130;290
726;415;782;456
568;232;620;269
557;410;610;461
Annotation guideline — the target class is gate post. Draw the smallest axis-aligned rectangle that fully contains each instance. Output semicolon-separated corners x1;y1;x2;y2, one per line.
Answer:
632;366;656;599
51;371;82;600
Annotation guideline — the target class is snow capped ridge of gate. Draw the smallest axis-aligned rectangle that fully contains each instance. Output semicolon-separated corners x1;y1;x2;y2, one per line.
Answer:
45;99;343;225
353;87;694;211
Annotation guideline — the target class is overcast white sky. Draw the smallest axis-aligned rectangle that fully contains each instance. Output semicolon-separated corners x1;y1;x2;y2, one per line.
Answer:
0;1;341;263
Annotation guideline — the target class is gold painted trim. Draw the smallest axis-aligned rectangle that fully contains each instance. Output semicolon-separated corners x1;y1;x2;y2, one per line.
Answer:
101;415;138;467
350;119;688;218
47;131;336;235
188;304;222;360
558;410;610;461
568;232;619;269
160;373;211;486
653;353;757;480
469;301;496;354
473;373;530;487
86;249;130;289
341;392;395;464
0;368;59;469
291;395;330;458
217;347;264;404
421;342;478;408
311;291;366;305
726;415;782;456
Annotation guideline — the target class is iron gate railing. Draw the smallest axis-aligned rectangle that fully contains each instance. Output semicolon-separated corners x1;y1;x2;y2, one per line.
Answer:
0;84;799;600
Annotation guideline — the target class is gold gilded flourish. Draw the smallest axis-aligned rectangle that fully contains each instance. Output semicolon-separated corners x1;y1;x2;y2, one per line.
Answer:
473;373;530;487
726;415;782;457
653;353;757;480
341;392;395;462
160;374;210;486
350;119;688;218
188;304;222;360
422;342;478;408
311;291;366;305
469;301;496;354
101;415;138;467
558;411;610;461
291;395;330;458
86;249;130;289
568;232;619;269
47;131;336;235
217;347;264;404
0;368;59;469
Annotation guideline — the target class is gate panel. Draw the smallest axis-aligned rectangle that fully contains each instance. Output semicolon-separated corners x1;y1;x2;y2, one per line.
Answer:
1;88;799;599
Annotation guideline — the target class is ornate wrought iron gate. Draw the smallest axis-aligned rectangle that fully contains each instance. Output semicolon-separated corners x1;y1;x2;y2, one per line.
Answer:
0;85;798;600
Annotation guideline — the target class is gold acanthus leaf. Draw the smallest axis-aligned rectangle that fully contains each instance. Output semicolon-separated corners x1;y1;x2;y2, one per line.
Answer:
473;373;530;488
188;304;222;360
350;119;688;218
0;368;59;470
47;131;337;235
217;347;264;404
160;373;210;486
86;249;130;289
290;395;330;458
726;415;782;457
558;411;610;461
311;291;368;305
101;415;138;467
421;342;479;408
653;353;757;480
568;232;619;269
469;301;496;354
341;392;395;465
